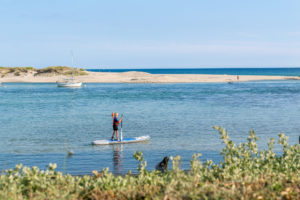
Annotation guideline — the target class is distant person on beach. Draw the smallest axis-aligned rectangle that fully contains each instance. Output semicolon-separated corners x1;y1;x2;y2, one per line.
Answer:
111;112;123;141
237;75;239;81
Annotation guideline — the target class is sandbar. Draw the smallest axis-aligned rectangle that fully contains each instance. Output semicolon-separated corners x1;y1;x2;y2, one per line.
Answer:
1;71;299;83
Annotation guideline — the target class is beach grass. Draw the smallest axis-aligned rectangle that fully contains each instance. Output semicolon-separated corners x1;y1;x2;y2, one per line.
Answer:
0;127;299;199
0;66;88;77
36;66;88;76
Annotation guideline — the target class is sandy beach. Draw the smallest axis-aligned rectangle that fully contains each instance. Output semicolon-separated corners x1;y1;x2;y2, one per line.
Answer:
1;71;299;83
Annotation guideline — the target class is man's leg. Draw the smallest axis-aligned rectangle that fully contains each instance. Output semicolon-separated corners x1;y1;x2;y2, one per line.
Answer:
116;130;119;141
111;131;115;140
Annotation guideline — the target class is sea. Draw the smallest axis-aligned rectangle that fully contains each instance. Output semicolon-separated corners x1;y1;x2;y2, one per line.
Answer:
88;67;300;76
0;68;300;175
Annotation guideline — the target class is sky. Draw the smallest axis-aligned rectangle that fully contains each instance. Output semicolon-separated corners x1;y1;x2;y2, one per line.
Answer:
0;0;300;69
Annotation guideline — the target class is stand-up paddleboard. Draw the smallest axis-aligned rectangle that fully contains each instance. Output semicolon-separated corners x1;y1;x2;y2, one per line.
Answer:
92;113;150;145
92;135;150;145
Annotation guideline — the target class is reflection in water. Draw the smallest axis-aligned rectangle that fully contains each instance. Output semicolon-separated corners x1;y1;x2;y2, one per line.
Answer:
112;144;123;174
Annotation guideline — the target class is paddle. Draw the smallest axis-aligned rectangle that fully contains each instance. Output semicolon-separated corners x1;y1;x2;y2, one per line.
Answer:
120;114;123;141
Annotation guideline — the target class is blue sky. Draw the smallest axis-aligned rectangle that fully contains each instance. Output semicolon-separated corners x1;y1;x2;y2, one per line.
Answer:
0;0;300;68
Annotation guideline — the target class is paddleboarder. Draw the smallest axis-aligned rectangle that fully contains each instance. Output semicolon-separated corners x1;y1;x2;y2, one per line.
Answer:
111;112;123;141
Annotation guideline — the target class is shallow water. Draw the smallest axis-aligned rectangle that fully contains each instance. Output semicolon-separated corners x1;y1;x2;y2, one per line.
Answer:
0;81;299;175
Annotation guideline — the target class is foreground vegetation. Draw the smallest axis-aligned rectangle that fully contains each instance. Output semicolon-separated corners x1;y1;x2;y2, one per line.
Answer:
1;127;299;199
0;66;87;77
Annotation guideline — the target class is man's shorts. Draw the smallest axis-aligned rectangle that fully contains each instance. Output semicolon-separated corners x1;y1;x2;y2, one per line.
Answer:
113;125;118;131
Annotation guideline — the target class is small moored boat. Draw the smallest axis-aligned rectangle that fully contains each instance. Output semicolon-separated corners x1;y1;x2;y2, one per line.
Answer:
57;52;82;88
56;79;82;87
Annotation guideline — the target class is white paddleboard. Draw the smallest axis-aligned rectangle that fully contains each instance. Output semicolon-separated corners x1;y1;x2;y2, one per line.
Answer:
92;135;150;145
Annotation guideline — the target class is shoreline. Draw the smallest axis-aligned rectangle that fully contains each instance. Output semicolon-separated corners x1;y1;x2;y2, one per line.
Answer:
1;71;299;83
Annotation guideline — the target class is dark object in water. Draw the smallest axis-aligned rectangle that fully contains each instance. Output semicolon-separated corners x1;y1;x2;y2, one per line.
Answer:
156;156;169;172
68;150;74;156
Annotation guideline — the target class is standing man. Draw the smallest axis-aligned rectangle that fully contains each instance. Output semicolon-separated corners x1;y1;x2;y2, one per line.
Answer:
111;112;123;141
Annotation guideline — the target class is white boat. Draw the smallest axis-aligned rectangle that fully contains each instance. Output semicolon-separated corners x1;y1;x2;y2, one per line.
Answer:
56;80;82;87
57;52;82;88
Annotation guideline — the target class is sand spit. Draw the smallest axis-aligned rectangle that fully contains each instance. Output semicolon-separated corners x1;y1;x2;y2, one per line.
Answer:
1;71;299;83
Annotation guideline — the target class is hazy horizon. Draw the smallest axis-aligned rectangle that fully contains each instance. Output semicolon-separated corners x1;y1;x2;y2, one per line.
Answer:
2;66;300;69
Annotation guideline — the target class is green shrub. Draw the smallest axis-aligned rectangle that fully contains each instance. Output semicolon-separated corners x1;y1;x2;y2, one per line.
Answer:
32;66;87;76
36;66;70;74
14;71;21;76
0;127;299;199
63;69;88;76
25;67;35;70
0;67;35;77
0;66;88;77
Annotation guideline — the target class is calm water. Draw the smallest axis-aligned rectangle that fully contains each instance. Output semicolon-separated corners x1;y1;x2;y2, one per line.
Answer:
0;81;300;175
88;67;300;76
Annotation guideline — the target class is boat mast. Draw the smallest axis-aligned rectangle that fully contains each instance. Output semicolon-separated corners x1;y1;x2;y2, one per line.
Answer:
71;51;74;80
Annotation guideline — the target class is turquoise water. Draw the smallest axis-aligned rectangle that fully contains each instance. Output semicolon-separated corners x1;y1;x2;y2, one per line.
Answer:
1;81;300;175
89;67;300;76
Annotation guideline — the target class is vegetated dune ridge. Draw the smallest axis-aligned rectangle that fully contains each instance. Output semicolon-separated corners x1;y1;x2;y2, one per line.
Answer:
1;66;299;83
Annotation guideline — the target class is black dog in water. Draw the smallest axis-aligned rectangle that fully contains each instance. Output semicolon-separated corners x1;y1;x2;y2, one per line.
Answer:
156;156;169;172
